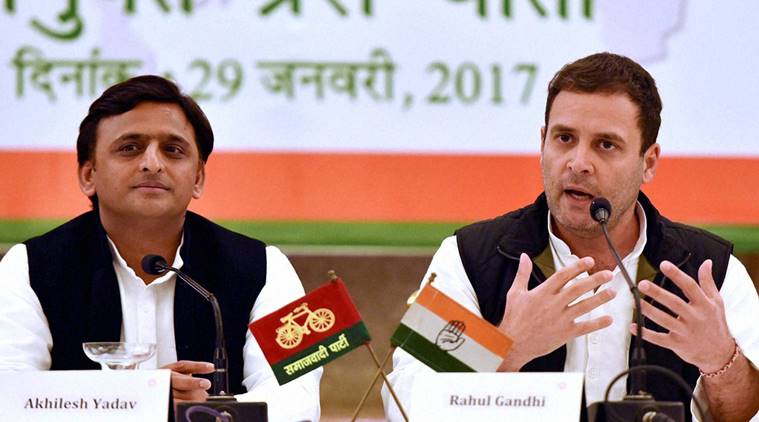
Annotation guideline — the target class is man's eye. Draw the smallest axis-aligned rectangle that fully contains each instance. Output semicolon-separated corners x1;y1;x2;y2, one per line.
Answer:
165;145;184;155
600;140;616;151
557;134;572;143
119;144;139;153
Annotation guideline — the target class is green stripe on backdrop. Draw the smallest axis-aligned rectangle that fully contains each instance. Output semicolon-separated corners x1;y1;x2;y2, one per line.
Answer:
1;220;759;252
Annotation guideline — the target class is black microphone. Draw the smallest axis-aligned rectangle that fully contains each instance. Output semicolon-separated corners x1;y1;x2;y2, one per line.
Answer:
590;197;611;225
589;197;647;397
586;199;691;422
141;254;232;400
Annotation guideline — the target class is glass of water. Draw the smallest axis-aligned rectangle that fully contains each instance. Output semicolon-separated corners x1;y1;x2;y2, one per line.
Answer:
82;342;156;370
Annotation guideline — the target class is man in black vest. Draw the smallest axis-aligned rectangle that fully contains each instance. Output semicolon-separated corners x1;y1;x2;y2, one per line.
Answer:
384;53;758;421
0;76;321;420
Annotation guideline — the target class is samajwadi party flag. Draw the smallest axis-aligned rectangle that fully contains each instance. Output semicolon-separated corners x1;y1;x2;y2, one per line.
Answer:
249;277;370;385
391;283;512;372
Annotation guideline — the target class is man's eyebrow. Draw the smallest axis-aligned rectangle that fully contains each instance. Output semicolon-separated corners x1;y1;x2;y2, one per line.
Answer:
114;133;145;142
165;134;191;145
112;132;191;145
595;131;626;144
548;124;576;134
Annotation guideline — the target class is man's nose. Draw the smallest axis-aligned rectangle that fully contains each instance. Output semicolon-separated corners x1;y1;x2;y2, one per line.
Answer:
140;143;164;173
567;143;594;175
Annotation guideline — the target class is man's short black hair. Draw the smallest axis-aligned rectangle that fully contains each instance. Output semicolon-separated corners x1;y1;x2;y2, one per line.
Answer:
544;52;662;154
76;75;214;167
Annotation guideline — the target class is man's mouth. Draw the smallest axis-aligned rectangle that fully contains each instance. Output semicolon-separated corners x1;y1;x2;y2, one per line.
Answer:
134;182;169;191
564;188;594;201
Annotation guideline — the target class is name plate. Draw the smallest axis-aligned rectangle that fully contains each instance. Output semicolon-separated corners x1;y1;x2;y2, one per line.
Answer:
410;372;584;421
0;369;171;421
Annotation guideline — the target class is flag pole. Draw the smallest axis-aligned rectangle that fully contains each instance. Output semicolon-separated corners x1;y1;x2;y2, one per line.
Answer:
351;273;436;421
350;345;396;421
351;273;437;421
364;343;408;422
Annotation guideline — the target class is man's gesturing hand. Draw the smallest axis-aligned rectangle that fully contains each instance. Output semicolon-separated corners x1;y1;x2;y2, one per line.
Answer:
161;360;215;402
633;260;734;373
497;254;616;371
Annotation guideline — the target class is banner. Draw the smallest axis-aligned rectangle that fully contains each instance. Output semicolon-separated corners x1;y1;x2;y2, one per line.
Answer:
1;2;758;224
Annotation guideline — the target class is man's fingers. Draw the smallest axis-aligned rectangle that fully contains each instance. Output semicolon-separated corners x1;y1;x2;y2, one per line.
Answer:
697;260;720;299
172;388;209;402
563;270;613;302
567;288;616;319
638;280;690;318
659;261;705;305
171;371;212;392
547;257;595;292
573;315;612;337
511;253;533;292
630;323;673;350
162;360;215;375
639;301;682;333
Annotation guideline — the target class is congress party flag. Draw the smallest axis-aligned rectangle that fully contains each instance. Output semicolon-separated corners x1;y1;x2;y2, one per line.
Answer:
249;276;371;385
391;283;512;372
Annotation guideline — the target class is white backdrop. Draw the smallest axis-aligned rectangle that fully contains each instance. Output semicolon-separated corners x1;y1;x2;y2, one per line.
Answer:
2;0;757;156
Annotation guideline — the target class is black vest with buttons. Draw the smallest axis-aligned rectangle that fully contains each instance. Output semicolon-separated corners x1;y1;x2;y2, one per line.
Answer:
24;211;267;394
455;192;733;420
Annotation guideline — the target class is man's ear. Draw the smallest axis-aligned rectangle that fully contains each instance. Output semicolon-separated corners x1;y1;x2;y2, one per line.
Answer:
79;161;96;197
540;126;546;152
642;143;661;184
192;161;205;199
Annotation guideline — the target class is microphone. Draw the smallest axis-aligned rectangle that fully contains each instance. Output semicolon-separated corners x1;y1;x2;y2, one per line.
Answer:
590;197;611;225
588;197;647;397
141;254;232;400
586;199;692;422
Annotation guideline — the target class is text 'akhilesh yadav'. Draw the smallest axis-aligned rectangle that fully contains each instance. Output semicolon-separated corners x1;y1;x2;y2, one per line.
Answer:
24;397;137;410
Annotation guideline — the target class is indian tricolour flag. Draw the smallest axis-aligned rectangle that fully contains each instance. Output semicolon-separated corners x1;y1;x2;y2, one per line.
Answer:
391;283;512;372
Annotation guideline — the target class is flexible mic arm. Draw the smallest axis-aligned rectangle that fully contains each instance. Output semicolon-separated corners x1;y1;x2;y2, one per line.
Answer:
141;254;231;398
589;198;647;397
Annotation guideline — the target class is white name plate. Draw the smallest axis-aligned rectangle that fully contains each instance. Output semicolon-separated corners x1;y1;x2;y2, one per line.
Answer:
0;369;171;421
410;372;584;422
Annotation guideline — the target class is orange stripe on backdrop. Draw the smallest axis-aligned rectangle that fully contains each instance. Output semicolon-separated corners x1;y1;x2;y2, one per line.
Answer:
0;151;757;224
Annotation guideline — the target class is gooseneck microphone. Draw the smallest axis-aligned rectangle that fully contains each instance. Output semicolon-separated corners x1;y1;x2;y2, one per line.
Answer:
589;197;647;397
587;199;701;422
141;254;233;400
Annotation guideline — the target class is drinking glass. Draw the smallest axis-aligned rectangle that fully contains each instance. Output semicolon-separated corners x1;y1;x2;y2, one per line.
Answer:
82;342;156;370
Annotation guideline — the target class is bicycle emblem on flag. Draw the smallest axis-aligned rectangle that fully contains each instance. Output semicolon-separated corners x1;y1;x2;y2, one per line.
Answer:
275;303;336;349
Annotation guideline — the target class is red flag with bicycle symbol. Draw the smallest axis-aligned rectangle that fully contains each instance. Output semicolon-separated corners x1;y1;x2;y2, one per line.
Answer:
249;276;371;384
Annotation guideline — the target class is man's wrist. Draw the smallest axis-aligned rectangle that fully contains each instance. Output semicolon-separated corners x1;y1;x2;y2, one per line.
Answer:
497;348;528;372
699;338;740;378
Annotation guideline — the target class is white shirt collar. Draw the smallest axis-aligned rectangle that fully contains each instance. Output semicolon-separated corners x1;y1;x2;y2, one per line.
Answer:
547;202;648;266
105;235;184;286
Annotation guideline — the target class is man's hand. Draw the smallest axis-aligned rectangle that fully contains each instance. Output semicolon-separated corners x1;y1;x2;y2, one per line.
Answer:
632;259;734;372
161;360;215;402
498;254;616;371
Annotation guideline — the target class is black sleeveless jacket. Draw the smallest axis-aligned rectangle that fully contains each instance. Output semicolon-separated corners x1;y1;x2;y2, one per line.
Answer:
24;211;267;394
455;192;733;417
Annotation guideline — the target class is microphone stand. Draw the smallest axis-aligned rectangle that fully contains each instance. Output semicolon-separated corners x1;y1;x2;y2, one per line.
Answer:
142;255;232;400
169;269;232;401
142;255;271;422
597;216;647;397
588;199;686;422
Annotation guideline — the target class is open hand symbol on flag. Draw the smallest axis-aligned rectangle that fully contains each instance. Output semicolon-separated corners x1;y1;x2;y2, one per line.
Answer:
435;320;466;351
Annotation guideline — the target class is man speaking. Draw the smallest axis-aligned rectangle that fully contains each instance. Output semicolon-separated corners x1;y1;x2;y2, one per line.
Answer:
0;75;321;420
384;53;759;421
